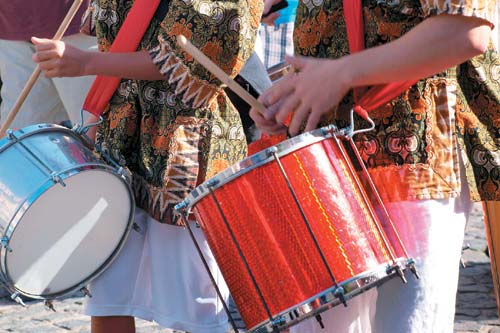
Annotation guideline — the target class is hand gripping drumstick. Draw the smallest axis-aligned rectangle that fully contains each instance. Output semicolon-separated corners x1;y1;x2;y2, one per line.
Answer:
0;0;85;138
176;35;267;114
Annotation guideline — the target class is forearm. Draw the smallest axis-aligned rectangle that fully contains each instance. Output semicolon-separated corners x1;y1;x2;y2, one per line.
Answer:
337;14;492;88
84;50;164;80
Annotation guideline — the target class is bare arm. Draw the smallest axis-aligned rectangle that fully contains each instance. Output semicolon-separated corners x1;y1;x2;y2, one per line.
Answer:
342;14;491;87
251;14;492;136
32;37;164;80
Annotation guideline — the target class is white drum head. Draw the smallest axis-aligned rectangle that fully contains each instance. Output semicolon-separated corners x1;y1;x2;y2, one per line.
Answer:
6;169;132;298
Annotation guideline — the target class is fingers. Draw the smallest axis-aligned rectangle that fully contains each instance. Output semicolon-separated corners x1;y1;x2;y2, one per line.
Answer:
31;37;58;51
249;108;287;135
287;103;309;136
37;58;63;77
32;49;60;63
304;107;322;133
275;93;299;124
259;73;296;109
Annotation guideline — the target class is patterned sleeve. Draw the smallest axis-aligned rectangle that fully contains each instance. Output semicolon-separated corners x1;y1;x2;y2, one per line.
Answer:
148;0;262;108
419;0;496;25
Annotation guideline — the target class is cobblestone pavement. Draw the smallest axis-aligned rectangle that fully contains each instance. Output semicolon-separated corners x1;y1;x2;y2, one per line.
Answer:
0;203;498;333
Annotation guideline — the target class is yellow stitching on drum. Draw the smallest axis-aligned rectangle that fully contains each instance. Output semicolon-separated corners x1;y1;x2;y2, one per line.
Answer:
293;153;356;277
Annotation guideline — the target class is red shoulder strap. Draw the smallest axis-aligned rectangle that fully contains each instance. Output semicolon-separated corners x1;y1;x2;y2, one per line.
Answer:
343;0;417;120
83;0;161;116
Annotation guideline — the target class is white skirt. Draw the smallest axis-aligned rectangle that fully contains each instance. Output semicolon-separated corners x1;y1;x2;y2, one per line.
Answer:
83;208;229;333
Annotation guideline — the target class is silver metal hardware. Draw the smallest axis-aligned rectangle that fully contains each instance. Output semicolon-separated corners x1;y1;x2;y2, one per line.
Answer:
10;293;26;307
1;236;12;252
50;173;66;187
80;287;92;298
207;178;220;187
265;146;278;157
44;300;56;311
7;129;16;141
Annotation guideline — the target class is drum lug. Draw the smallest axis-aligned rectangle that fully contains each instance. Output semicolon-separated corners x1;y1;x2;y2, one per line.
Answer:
51;173;66;187
6;129;17;142
334;286;347;306
132;222;144;235
44;300;56;312
271;316;286;330
387;263;407;284
265;146;278;157
315;314;325;329
80;287;93;298
117;167;132;184
406;258;420;279
175;199;190;211
1;236;12;252
321;125;338;137
207;178;220;187
10;293;26;307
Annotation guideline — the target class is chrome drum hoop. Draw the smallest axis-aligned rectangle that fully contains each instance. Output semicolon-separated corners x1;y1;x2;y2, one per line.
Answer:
0;123;135;300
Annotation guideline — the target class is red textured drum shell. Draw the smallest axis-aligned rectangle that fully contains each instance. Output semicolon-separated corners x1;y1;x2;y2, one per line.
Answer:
193;134;394;330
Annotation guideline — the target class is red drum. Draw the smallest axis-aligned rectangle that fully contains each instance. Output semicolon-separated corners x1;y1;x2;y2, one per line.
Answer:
177;126;409;332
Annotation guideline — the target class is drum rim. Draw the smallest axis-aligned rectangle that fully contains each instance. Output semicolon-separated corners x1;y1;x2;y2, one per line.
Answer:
0;133;136;300
249;257;409;333
181;126;339;209
0;123;87;154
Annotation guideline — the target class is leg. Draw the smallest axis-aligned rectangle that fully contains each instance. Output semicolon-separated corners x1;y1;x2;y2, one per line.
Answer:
91;316;135;333
372;196;471;333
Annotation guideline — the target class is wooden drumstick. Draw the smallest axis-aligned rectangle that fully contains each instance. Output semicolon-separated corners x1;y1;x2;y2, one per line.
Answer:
0;0;85;138
176;34;267;114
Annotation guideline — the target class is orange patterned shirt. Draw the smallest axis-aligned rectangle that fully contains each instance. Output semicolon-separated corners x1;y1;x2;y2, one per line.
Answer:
94;0;263;224
295;0;500;202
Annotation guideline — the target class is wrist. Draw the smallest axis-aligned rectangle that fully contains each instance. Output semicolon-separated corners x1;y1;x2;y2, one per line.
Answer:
333;57;354;96
82;51;98;76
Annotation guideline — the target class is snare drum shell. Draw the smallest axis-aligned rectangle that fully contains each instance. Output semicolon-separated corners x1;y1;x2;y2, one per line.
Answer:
0;124;134;299
187;129;398;330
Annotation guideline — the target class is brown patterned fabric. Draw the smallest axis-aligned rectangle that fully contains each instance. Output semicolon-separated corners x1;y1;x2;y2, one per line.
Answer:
94;0;262;224
294;0;499;202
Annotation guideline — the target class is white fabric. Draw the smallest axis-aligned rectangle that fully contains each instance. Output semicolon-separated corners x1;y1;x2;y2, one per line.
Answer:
84;208;230;333
0;33;97;128
290;189;472;333
238;51;272;95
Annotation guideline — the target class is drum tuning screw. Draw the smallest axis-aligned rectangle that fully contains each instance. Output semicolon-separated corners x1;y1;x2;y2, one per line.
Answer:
51;173;66;187
395;265;408;284
80;287;93;298
315;314;325;329
10;293;26;307
1;236;12;252
132;223;144;235
334;287;347;306
174;200;189;210
207;178;220;187
44;300;56;312
265;146;278;157
6;129;16;141
406;258;420;279
271;316;286;331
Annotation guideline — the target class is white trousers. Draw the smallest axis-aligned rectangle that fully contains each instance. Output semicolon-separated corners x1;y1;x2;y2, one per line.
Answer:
84;208;230;333
0;33;97;128
290;194;472;333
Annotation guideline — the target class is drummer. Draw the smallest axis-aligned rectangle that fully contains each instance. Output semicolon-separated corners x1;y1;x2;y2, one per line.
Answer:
32;1;262;332
250;1;500;332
